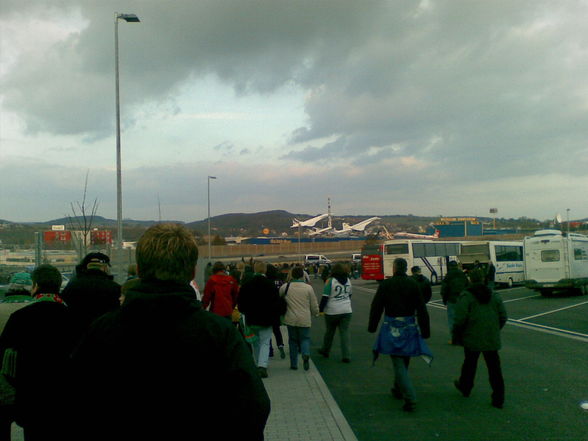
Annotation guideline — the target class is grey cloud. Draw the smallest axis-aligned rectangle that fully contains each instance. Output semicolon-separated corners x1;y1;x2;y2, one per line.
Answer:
1;0;381;138
213;141;234;152
283;1;588;182
1;154;586;223
2;0;588;221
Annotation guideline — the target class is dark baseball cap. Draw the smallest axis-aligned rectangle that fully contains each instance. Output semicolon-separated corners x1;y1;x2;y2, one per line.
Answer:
82;252;111;267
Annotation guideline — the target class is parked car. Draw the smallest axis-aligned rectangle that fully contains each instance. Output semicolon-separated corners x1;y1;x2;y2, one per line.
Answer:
304;254;332;266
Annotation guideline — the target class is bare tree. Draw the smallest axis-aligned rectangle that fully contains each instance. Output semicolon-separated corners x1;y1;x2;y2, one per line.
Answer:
67;171;99;259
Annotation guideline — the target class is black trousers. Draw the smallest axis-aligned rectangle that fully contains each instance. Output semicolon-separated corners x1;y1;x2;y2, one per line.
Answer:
459;348;505;405
269;323;284;354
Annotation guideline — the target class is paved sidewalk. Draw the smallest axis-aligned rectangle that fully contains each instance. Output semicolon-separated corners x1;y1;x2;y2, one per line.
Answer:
263;341;358;441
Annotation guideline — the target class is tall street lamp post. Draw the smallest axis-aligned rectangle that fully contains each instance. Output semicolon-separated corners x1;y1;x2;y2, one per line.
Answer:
208;176;217;259
114;12;140;250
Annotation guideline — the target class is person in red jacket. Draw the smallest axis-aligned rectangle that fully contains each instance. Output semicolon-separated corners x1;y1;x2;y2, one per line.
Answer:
202;261;239;320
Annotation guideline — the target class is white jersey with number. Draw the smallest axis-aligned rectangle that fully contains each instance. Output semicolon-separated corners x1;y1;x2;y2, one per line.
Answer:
323;277;352;315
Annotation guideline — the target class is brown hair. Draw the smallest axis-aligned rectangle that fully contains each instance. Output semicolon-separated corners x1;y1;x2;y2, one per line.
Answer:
291;266;304;279
136;223;199;283
469;268;485;284
31;264;62;294
254;261;267;274
212;261;226;273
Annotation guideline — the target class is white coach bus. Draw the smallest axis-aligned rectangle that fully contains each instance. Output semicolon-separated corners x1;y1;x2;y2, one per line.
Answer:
378;239;462;284
457;241;524;288
524;230;588;296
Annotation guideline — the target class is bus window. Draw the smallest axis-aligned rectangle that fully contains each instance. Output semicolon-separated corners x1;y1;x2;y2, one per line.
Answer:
495;245;523;262
541;250;560;262
385;244;409;255
574;248;588;261
413;242;460;258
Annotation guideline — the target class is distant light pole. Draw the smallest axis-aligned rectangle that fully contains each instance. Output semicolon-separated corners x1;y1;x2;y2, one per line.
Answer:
114;12;140;249
567;208;571;235
207;176;217;259
489;208;498;230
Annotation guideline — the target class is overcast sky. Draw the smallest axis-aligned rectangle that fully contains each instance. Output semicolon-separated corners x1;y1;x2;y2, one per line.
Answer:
1;0;587;224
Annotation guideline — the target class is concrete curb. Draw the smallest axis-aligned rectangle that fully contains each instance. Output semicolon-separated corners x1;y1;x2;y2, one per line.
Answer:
308;359;359;441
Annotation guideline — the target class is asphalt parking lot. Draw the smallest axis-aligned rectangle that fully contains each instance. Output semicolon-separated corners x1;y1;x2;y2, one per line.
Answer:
428;285;588;339
310;278;588;441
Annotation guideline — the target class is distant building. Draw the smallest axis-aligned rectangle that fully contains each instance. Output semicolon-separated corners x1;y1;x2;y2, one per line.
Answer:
44;230;73;244
91;229;113;245
430;217;483;237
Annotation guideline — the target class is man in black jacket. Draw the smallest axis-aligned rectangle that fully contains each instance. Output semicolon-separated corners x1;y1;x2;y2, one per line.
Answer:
410;266;432;303
0;264;76;440
368;258;430;412
441;261;469;343
61;252;120;339
69;224;270;441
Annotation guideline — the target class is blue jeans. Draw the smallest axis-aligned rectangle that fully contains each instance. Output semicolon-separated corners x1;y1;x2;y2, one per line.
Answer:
252;326;273;368
286;326;311;368
391;356;416;404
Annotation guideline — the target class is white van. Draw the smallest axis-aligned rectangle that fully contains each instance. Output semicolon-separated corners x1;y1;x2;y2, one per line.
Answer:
524;230;588;295
304;254;332;265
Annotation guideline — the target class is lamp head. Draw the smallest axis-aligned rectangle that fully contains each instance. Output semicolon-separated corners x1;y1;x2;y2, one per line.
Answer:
118;13;140;22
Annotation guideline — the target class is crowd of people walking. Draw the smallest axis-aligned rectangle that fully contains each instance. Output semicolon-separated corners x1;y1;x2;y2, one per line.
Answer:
0;226;507;440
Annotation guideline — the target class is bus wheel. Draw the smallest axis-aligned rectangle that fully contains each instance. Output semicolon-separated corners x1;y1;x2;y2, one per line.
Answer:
507;278;514;289
431;274;438;285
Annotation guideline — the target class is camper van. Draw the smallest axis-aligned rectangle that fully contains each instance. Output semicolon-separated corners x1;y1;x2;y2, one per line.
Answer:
524;230;588;296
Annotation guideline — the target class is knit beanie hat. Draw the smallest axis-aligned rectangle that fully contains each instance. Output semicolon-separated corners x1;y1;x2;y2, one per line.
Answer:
8;272;33;291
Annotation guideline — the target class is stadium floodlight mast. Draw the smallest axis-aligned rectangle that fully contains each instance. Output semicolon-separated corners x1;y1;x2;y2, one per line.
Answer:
114;12;140;249
208;176;217;259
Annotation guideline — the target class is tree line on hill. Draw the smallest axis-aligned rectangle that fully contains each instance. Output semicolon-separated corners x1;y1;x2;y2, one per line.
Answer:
1;211;585;248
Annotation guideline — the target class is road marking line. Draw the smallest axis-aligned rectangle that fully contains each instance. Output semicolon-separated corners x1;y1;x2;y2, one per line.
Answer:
517;301;588;321
420;298;588;342
354;283;588;341
427;303;447;310
503;294;541;303
508;319;588;342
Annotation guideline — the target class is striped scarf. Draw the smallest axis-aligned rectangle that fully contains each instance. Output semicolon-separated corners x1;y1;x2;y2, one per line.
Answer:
33;293;64;304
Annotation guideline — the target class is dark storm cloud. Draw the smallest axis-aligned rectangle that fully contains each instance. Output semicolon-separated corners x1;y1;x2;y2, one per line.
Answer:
1;0;381;138
2;0;588;221
281;1;588;179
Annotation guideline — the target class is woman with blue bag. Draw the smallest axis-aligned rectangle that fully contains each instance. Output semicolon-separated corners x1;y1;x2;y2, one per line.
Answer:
368;258;432;412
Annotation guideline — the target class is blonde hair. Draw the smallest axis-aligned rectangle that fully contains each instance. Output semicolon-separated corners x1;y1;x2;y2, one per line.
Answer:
136;223;199;283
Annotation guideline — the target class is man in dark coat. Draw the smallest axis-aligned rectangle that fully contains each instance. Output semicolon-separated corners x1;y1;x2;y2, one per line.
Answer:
0;264;76;440
441;261;469;342
410;266;432;303
61;252;120;339
485;262;496;290
69;224;270;441
368;258;430;412
453;269;507;408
